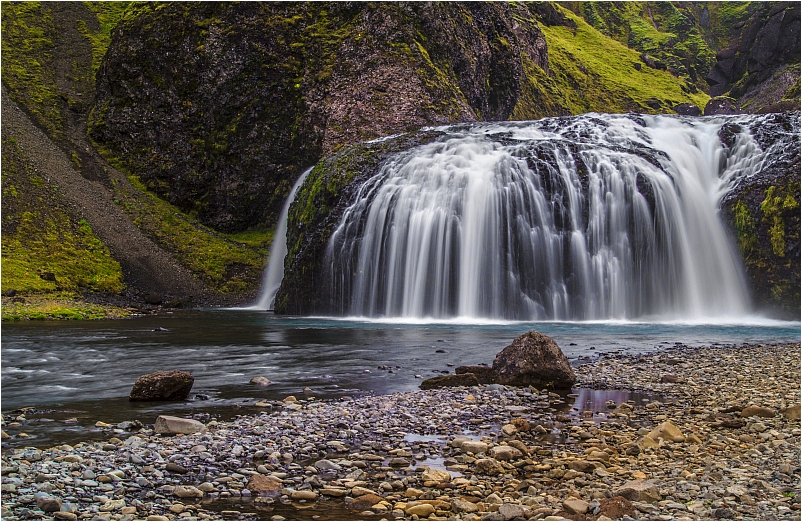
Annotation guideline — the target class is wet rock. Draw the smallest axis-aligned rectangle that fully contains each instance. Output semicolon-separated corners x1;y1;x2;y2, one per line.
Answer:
129;370;194;401
597;496;635;519
421;468;450;483
455;366;498;384
173;485;203;498
488;445;522;461
314;459;341;471
420;373;479;389
290;490;317;500
461;440;489;454
740;405;776;417
498;503;527;519
54;513;78;521
347;493;384;510
250;376;273;386
704;96;741;116
673;103;702;116
475;458;505;476
492;331;576;389
165;462;188;474
154;415;206;435
247;475;283;495
405;503;435;517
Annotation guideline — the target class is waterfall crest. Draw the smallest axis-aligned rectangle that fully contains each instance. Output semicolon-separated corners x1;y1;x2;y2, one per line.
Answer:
252;168;311;310
326;114;761;321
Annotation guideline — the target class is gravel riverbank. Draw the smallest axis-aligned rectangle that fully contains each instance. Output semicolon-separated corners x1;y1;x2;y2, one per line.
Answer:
2;342;799;521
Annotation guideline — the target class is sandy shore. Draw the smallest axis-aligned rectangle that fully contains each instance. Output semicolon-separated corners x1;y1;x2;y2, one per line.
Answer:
2;342;799;521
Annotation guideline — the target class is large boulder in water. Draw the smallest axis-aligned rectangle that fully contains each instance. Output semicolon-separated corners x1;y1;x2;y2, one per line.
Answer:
129;370;194;401
492;332;575;389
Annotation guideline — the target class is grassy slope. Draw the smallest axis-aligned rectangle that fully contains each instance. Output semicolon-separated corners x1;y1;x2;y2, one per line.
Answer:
1;2;272;319
1;135;129;320
513;6;710;119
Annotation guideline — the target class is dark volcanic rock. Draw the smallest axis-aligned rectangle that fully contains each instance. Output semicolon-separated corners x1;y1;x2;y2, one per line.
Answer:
90;2;548;233
704;96;742;116
419;373;479;390
673;103;702;116
492;331;576;389
455;365;499;384
129;370;194;401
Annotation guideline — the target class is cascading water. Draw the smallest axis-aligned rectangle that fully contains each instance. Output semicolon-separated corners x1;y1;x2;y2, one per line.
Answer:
325;113;765;321
252;168;311;310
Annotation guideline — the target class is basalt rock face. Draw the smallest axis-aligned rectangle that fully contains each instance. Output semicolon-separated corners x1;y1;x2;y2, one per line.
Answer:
706;2;800;112
89;2;549;233
720;112;801;318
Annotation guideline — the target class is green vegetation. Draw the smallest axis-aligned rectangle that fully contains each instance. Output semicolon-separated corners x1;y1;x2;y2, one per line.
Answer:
761;185;799;257
109;172;271;294
1;135;126;320
78;2;134;72
0;2;62;139
2;293;130;321
733;200;757;254
513;6;710;118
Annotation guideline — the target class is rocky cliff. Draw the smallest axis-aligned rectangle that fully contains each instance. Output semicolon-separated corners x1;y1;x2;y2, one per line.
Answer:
89;1;709;234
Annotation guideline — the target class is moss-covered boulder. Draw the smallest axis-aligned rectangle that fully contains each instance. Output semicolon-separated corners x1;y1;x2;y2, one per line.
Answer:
720;112;801;317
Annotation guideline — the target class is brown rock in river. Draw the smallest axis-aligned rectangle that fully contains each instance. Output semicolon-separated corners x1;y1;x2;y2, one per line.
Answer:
247;475;283;496
455;365;498;384
420;373;478;389
129;370;194;401
492;331;576;389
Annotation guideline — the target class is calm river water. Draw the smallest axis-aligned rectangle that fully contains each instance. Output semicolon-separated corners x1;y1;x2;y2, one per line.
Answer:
2;310;799;447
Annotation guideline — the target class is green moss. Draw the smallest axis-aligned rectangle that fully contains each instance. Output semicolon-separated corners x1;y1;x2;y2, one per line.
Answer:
108;171;269;293
514;6;709;119
1;2;63;139
1;136;125;297
78;2;137;73
733;199;757;254
761;185;799;257
2;293;130;321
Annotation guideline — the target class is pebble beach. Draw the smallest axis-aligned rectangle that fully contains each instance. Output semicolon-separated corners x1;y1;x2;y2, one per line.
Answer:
2;342;799;521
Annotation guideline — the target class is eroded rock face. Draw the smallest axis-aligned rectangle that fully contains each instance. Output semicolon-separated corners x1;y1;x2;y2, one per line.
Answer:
491;331;576;389
90;2;548;232
129;370;194;401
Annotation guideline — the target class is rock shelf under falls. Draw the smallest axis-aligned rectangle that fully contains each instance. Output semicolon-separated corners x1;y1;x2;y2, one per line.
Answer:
1;343;799;521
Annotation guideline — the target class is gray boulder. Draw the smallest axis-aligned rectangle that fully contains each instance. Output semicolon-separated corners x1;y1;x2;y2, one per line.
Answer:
492;331;575;389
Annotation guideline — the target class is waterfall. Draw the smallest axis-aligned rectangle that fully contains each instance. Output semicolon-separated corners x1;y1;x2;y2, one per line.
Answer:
252;168;311;310
326;114;763;321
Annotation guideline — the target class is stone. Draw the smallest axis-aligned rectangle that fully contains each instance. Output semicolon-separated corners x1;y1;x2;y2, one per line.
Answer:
492;331;576;389
462;441;489;454
509;418;530;432
247;475;283;495
782;404;801;420
498;503;527;519
283;396;297;402
405;503;435;517
405;488;424;498
314;459;341;470
154;415;206;435
659;374;680;383
320;488;347;497
290;490;317;500
673;103;702;116
451;498;479;513
347;493;384;510
36;496;63;512
475;458;505;476
129;370;194;401
740;405;776;418
562;499;589;515
419;373;479;390
567;460;597;473
614;479;661;503
488;445;522;461
597;497;635;519
54;513;78;521
173;485;203;498
421;468;450;483
647;421;685;442
351;486;378;497
704;96;742;116
165;462;189;474
455;365;498;384
250;376;272;385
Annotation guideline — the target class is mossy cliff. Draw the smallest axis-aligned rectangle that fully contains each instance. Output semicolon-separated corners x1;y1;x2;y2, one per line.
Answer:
720;113;801;318
89;2;709;235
